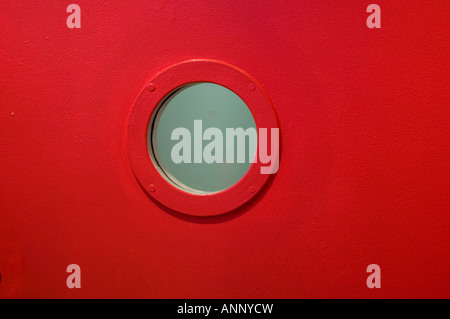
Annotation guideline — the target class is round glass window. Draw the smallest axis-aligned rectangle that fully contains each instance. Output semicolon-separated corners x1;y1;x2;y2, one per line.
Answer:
148;82;257;194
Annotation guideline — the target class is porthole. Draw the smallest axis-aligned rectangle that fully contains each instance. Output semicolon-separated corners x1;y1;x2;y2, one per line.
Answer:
127;60;279;216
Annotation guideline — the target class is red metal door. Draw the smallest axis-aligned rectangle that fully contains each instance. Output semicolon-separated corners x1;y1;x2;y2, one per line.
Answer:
1;1;449;298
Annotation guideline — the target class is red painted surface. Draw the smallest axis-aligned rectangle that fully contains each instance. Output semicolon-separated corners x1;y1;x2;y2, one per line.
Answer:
0;1;449;298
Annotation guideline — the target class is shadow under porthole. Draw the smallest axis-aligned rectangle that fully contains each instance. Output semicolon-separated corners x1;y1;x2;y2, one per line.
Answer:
138;166;278;224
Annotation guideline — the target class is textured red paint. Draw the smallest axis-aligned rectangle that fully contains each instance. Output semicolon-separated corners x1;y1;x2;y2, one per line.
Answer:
1;1;449;298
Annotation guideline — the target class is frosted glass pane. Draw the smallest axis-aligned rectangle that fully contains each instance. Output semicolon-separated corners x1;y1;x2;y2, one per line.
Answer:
148;82;257;194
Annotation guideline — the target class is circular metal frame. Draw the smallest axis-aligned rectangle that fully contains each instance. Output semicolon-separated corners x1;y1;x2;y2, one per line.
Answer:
127;59;279;216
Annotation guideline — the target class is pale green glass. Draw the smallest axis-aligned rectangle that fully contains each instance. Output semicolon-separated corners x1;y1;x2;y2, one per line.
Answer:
148;82;257;194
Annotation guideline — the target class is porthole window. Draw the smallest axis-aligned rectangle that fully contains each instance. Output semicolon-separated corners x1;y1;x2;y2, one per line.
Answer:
148;82;257;194
127;60;279;216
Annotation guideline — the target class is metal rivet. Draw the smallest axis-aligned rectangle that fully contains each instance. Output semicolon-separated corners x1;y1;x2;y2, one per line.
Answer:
147;84;155;92
249;186;256;194
11;112;14;117
148;184;156;193
248;83;256;91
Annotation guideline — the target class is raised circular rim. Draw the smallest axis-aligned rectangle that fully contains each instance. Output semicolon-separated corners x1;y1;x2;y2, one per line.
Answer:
127;59;279;216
